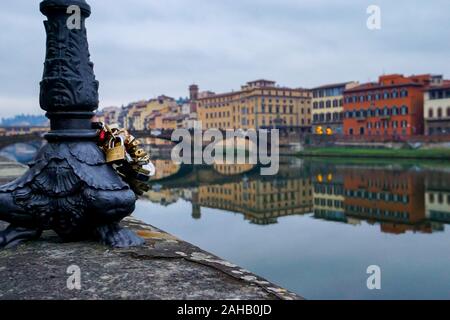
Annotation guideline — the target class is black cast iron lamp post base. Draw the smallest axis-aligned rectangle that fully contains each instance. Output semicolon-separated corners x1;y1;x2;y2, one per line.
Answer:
0;0;145;248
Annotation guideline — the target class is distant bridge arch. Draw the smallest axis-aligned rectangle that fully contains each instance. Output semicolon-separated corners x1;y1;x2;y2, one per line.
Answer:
0;134;44;150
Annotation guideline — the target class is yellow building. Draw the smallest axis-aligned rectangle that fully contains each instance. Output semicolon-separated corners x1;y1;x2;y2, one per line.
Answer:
124;96;178;131
311;81;358;135
123;100;147;130
149;159;180;180
197;80;312;133
196;174;313;225
142;190;180;206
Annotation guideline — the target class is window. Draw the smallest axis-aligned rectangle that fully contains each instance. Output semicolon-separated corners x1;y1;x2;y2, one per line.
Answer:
383;91;390;99
401;105;408;115
428;109;434;118
392;90;398;98
375;108;380;117
438;108;443;118
447;107;450;117
400;89;408;97
392;106;398;116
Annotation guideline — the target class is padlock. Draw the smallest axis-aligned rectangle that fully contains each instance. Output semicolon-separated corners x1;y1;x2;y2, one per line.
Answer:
106;135;126;163
116;163;151;182
132;148;147;158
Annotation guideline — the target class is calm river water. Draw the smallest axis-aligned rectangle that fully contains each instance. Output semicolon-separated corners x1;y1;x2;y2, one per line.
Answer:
136;157;450;300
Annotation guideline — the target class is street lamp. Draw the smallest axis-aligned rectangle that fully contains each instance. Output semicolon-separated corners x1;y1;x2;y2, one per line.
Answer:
0;0;144;248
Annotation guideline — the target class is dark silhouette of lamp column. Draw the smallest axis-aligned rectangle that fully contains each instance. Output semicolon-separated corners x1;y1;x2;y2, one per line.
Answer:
0;0;144;248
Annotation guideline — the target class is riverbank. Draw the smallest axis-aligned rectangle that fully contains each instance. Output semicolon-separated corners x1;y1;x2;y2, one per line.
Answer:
0;157;299;300
297;147;450;160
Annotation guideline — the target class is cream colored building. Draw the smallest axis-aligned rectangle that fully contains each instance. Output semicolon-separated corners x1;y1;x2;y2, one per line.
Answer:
312;174;347;223
425;191;450;224
197;80;312;133
124;96;178;131
311;81;358;135
424;76;450;135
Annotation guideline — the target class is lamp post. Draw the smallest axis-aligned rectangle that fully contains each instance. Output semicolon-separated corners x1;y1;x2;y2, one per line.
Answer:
0;0;144;248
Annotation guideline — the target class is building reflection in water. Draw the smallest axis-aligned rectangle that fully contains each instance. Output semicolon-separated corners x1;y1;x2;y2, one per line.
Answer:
143;160;450;234
341;168;430;234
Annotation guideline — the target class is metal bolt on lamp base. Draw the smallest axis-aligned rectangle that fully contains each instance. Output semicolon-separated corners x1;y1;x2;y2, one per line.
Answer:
0;0;144;248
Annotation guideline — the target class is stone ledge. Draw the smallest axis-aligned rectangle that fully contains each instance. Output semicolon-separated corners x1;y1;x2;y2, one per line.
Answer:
0;218;300;300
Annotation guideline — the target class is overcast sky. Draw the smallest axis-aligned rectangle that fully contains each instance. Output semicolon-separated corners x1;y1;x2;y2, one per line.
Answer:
0;0;449;118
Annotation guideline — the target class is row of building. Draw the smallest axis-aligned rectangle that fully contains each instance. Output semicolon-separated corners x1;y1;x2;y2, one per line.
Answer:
143;164;450;234
97;73;450;137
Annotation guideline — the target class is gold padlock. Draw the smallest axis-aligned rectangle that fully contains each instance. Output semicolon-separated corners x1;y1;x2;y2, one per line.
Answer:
106;136;126;163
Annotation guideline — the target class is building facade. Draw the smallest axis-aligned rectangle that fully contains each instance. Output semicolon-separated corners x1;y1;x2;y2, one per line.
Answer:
343;74;433;137
197;80;312;133
424;77;450;135
124;96;178;131
311;82;358;135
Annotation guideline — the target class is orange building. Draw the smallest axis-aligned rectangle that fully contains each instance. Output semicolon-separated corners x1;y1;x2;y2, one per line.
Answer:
343;74;433;137
342;168;429;234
